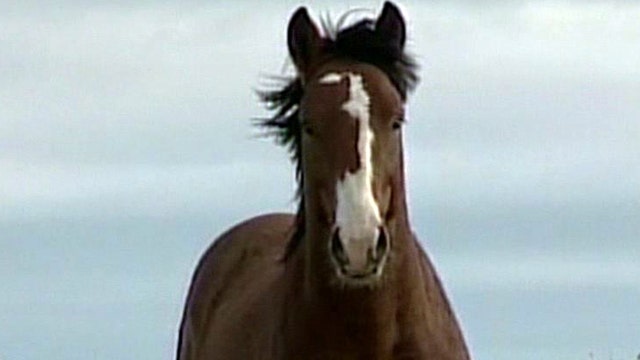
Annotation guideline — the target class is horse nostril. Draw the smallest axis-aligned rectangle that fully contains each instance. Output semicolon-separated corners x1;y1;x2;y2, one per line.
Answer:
331;229;348;265
375;227;389;258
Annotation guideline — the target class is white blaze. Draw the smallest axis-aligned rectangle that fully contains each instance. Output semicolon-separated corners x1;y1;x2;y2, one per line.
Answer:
319;72;382;270
319;72;343;84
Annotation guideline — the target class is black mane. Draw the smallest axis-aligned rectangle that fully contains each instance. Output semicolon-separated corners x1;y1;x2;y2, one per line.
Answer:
258;17;419;259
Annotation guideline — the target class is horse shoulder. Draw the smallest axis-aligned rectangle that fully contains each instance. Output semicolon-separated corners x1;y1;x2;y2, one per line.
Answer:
410;234;471;360
177;213;294;360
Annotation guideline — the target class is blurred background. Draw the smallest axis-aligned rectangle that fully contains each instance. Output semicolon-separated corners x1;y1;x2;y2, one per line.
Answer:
1;1;638;359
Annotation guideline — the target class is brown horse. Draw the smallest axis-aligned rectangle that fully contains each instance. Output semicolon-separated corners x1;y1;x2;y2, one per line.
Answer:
177;2;471;359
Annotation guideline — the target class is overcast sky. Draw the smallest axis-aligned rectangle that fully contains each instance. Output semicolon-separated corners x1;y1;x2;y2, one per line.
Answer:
2;1;639;219
1;1;639;360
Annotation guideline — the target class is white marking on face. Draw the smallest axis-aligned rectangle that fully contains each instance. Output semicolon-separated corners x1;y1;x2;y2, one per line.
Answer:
319;72;343;84
319;72;382;273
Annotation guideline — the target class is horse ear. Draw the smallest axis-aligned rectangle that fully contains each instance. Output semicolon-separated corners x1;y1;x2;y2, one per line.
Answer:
287;7;322;75
375;1;406;50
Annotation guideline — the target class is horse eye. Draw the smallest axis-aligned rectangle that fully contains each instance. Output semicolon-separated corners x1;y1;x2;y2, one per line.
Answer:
302;124;314;136
391;114;406;130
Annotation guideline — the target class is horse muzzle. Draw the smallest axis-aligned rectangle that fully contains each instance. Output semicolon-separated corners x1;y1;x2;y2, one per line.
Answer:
329;225;390;283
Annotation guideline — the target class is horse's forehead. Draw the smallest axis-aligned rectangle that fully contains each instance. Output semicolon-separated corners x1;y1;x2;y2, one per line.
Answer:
305;64;398;112
314;64;387;90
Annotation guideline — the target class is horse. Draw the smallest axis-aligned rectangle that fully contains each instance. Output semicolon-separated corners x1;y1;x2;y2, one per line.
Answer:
176;2;471;359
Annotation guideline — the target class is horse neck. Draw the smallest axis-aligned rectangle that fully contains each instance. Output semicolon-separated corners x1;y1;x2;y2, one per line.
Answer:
280;215;429;358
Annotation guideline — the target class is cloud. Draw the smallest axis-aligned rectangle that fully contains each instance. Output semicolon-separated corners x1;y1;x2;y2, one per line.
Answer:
442;252;640;290
402;1;640;210
0;2;288;166
0;159;295;222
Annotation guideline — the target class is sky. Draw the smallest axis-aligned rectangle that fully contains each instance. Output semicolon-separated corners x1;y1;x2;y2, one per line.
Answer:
1;1;639;359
